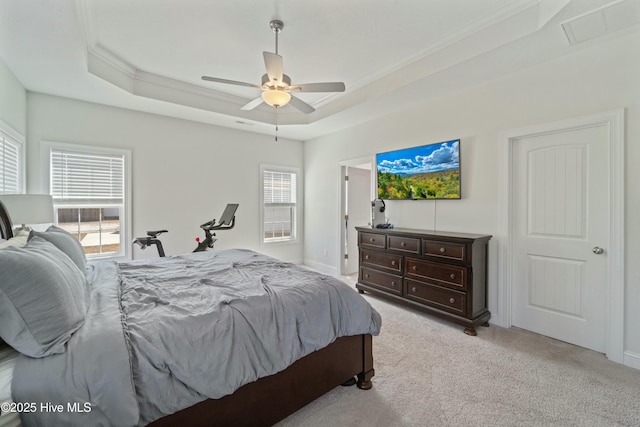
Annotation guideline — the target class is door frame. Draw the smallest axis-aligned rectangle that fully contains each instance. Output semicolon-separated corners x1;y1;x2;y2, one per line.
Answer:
497;109;624;363
338;156;374;276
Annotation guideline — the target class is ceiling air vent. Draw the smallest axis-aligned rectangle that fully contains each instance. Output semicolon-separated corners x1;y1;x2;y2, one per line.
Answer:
561;0;640;45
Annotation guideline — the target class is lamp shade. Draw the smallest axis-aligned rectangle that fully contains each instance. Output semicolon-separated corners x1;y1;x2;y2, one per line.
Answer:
261;89;291;107
0;194;54;226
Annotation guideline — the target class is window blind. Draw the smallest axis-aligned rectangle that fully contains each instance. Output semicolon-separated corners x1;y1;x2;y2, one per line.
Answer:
0;131;21;194
51;149;124;205
263;170;297;242
263;170;297;205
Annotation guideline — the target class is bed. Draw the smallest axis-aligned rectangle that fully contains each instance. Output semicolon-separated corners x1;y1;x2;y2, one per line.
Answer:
0;200;380;426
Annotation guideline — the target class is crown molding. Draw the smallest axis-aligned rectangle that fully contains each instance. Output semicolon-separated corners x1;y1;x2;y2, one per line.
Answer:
75;0;313;126
73;0;570;128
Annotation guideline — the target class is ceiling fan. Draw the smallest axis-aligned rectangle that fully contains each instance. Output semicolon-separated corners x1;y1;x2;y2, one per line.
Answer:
201;20;345;114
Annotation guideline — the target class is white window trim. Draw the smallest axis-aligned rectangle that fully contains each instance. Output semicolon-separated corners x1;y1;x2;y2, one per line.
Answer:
41;141;132;260
0;118;25;194
260;164;301;246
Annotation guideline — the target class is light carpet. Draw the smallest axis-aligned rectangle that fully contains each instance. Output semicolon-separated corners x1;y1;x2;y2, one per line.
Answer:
276;288;640;427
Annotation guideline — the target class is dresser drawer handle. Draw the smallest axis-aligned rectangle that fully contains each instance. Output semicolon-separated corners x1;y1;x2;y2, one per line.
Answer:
400;241;406;247
411;287;417;293
412;265;417;271
365;255;370;260
391;260;397;266
450;273;456;280
364;273;370;279
370;237;375;243
391;281;396;287
449;297;456;304
439;247;446;253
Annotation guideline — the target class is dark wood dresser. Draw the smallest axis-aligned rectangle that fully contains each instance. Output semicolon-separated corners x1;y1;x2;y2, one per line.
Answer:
356;227;491;335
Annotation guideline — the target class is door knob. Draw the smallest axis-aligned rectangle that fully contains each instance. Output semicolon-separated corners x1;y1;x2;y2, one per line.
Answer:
592;247;605;255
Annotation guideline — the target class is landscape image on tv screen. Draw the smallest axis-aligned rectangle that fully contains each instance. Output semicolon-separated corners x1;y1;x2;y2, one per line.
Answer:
376;139;461;200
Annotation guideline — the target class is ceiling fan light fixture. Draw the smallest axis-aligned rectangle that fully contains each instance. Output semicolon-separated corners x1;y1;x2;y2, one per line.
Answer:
262;89;291;107
201;20;344;115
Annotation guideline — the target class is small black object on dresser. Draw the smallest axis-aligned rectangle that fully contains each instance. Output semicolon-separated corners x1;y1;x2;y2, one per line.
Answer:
356;227;492;335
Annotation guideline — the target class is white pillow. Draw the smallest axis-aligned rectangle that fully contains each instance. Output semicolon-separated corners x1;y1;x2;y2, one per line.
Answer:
0;234;29;249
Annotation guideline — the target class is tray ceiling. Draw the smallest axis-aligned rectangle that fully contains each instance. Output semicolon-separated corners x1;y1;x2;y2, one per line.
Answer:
1;0;637;140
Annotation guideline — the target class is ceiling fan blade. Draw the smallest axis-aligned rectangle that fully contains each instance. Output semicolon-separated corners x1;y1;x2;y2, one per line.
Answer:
241;96;265;111
288;95;315;114
289;82;346;93
201;76;260;88
263;52;284;84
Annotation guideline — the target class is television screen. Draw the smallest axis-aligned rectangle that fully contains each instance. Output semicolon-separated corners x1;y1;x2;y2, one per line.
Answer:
376;139;461;200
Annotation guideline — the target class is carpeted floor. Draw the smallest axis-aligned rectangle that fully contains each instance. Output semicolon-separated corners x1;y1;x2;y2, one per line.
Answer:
276;279;640;427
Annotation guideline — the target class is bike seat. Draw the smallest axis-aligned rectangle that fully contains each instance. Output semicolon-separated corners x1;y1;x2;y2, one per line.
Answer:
146;229;168;238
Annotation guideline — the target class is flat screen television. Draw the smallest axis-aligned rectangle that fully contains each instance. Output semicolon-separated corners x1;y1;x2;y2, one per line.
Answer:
376;139;461;200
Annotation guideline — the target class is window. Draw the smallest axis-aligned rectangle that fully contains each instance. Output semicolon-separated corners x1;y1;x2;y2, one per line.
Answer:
0;121;24;194
262;167;298;243
45;142;131;259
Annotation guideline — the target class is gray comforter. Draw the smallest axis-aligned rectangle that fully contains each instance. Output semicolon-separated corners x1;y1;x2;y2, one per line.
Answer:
12;249;381;426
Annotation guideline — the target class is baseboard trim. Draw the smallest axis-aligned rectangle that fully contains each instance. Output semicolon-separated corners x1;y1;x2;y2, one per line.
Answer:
302;259;338;276
623;350;640;371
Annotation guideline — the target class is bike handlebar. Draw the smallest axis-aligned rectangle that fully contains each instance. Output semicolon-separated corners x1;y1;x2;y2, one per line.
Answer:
200;216;236;231
200;220;215;229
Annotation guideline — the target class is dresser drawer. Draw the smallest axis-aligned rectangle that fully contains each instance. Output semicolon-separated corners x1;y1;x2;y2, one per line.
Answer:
405;257;466;290
405;278;467;315
360;267;402;295
359;232;386;249
360;249;402;273
422;240;466;262
388;235;420;254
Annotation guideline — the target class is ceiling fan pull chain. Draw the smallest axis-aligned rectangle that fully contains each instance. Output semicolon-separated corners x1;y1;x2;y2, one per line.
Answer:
275;106;279;142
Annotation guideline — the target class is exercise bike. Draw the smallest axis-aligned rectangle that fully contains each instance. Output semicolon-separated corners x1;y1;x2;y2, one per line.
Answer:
133;203;238;257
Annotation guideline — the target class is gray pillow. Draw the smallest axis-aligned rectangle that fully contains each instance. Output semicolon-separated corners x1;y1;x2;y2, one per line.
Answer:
0;236;88;357
29;225;86;271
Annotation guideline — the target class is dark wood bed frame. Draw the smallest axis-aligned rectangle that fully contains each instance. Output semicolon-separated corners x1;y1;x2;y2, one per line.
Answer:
0;200;375;426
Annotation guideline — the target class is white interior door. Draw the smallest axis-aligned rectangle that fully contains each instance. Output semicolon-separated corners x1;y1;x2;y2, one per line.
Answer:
345;166;371;275
512;124;609;353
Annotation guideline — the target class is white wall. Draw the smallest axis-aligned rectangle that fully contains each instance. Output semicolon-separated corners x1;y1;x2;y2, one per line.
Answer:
0;58;26;135
26;93;305;262
303;32;640;363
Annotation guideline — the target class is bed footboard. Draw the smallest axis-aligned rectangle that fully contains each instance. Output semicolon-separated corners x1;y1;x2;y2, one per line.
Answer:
149;334;374;427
